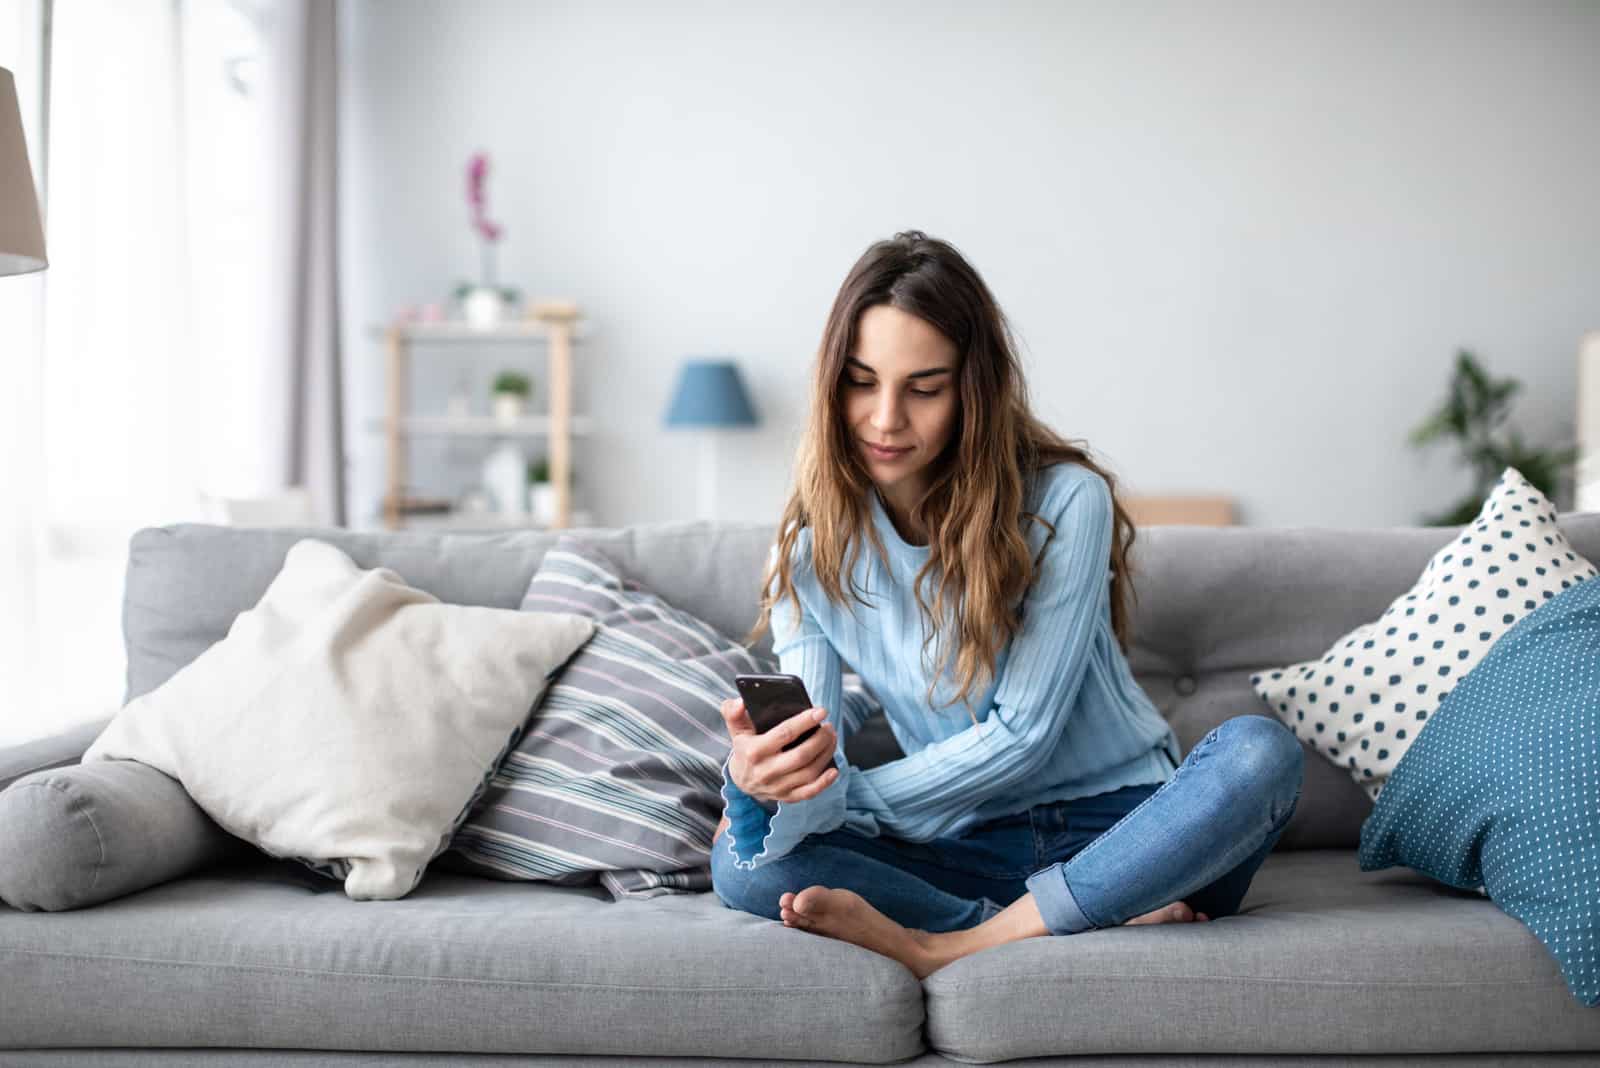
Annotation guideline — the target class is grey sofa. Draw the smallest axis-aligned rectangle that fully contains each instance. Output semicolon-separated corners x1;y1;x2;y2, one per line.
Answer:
4;516;1600;1067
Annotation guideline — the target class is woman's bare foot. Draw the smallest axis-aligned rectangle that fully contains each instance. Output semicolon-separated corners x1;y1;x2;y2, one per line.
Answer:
1124;900;1211;925
778;887;1211;979
779;887;952;979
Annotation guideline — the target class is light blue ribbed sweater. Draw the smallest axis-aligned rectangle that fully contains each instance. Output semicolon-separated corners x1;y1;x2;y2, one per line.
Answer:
720;461;1181;870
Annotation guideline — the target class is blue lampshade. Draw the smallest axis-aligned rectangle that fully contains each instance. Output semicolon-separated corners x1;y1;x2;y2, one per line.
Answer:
663;359;759;428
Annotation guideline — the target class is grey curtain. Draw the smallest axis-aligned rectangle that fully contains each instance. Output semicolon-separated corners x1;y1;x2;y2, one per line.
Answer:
263;0;346;525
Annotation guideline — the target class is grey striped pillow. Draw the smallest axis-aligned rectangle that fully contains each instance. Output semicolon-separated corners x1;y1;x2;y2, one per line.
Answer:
446;536;786;899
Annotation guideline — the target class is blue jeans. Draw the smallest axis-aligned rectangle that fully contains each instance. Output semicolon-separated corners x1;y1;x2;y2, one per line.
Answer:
711;714;1304;935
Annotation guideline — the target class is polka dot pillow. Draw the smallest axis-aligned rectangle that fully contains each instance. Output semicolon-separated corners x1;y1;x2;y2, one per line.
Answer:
1358;568;1600;1005
1252;468;1597;802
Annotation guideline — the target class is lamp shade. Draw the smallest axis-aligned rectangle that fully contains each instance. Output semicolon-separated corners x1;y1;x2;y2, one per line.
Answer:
663;359;759;428
0;66;46;277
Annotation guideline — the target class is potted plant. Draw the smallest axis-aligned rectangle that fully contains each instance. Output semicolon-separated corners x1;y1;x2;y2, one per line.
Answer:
526;457;575;526
457;151;521;328
1409;349;1579;525
491;370;532;424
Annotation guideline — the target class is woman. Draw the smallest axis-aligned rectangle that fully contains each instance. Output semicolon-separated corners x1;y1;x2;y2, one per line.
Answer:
710;230;1303;978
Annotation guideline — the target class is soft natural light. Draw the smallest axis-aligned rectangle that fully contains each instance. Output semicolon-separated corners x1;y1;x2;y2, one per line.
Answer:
0;0;270;746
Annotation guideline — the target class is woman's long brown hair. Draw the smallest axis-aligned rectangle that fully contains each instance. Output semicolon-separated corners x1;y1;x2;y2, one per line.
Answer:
744;230;1139;722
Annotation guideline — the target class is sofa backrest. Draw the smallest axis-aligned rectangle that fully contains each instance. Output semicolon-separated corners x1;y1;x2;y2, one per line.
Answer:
123;513;1600;852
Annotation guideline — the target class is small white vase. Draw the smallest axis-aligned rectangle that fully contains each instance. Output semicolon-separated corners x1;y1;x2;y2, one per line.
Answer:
482;440;528;516
491;392;525;425
463;287;505;330
528;481;558;526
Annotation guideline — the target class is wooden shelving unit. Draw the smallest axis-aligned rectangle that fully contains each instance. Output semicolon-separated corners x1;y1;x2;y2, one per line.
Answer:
376;302;589;531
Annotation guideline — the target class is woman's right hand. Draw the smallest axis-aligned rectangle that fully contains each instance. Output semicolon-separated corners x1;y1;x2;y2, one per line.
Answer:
719;697;840;805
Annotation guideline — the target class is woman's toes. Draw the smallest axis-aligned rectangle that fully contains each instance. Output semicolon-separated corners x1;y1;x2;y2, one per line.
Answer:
793;885;834;917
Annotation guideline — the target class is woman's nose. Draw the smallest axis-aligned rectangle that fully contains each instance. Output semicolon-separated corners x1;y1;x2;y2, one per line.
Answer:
872;393;904;430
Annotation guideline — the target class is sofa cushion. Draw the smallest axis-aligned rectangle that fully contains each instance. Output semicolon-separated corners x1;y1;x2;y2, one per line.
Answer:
923;850;1600;1062
0;760;245;911
121;521;779;703
1251;469;1596;802
120;514;1600;857
1127;511;1600;850
446;536;774;899
0;859;924;1062
90;539;596;900
1360;570;1600;1006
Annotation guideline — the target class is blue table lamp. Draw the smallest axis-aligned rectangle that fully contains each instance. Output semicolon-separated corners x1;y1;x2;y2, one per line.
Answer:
664;358;759;519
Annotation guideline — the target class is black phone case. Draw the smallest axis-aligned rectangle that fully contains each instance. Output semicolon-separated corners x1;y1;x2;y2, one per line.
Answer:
735;673;820;752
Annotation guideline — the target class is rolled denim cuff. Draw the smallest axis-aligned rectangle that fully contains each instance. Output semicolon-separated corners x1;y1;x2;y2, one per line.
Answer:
1025;861;1094;935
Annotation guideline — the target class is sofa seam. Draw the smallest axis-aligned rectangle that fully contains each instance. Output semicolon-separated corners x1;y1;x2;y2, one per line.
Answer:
0;757;77;786
0;948;919;995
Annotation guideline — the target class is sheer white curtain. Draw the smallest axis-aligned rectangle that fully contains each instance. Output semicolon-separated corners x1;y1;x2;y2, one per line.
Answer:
0;0;284;746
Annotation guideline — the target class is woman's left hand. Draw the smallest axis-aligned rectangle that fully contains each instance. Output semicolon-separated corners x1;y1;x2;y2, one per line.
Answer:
713;814;730;844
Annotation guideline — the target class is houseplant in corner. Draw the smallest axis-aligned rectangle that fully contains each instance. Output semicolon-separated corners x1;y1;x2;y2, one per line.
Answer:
1409;349;1578;526
457;151;522;328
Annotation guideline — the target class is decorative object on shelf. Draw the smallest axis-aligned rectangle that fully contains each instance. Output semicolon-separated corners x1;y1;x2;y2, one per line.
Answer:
664;358;759;520
1577;331;1600;512
379;305;584;531
0;65;47;277
456;151;520;329
490;369;532;424
526;457;576;526
481;439;528;517
526;457;555;525
1409;349;1578;526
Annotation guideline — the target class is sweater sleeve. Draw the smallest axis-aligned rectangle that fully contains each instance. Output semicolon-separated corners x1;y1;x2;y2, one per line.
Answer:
718;544;852;870
844;469;1113;842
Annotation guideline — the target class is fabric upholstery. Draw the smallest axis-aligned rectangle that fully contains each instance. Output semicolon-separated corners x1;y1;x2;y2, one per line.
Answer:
3;851;1596;1061
0;858;925;1062
1361;572;1600;1005
1253;469;1596;800
0;760;245;911
447;536;777;899
0;716;111;792
89;539;595;900
117;514;1600;854
922;850;1600;1062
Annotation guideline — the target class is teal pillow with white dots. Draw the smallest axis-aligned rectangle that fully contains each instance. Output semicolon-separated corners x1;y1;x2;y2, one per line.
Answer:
1252;468;1597;801
1358;570;1600;1006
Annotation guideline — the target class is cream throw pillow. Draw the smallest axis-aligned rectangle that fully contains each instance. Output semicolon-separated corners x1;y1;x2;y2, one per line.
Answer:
84;539;594;900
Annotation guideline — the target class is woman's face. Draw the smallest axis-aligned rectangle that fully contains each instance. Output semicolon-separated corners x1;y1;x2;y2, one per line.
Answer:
842;304;960;501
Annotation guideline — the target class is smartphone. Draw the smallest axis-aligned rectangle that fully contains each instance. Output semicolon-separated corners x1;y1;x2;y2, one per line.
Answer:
734;673;820;752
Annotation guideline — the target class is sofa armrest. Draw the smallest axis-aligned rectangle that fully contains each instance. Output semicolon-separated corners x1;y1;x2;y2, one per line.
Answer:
0;717;112;793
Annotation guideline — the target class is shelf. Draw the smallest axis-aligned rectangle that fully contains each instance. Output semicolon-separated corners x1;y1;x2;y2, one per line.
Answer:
366;320;592;344
393;509;597;532
368;415;594;436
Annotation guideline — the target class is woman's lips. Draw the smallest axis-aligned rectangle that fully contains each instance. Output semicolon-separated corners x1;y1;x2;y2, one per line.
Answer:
864;441;912;460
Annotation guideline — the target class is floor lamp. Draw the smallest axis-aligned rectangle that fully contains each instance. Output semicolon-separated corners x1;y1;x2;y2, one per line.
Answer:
0;65;47;277
664;359;759;520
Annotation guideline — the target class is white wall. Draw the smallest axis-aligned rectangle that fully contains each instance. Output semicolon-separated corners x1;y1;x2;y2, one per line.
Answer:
338;0;1600;529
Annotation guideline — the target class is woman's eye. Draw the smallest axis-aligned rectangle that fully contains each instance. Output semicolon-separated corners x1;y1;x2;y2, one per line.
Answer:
845;378;940;397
